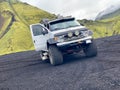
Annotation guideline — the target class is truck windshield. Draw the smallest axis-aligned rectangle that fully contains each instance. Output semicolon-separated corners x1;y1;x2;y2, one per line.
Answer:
49;19;80;31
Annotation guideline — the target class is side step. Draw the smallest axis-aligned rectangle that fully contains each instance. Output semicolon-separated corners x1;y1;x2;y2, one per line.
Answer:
40;52;48;60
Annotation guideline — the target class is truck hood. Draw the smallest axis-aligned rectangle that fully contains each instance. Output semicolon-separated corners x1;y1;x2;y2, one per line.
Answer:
51;26;87;35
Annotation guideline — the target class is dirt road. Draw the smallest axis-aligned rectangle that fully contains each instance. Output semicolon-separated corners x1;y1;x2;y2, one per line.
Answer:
0;35;120;90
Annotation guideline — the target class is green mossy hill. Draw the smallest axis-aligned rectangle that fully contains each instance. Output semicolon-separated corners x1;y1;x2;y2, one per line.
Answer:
0;0;55;55
78;15;120;38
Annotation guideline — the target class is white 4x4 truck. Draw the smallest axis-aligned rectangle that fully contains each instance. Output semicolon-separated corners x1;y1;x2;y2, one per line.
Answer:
30;17;97;65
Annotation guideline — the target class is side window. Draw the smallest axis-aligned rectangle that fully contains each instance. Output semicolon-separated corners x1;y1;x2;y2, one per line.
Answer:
32;25;43;36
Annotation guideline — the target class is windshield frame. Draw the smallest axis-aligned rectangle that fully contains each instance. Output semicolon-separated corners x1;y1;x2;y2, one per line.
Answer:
49;18;80;31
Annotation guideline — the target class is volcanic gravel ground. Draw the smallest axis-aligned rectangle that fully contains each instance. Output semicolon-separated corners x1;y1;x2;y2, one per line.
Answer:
0;35;120;90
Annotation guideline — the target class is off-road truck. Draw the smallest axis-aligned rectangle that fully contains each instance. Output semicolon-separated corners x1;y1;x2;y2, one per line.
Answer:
30;17;97;65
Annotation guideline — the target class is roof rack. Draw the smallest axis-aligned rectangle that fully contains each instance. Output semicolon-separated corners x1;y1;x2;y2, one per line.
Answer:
41;16;74;25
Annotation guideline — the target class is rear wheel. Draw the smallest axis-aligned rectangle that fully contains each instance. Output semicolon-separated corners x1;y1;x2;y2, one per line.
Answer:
83;40;97;57
49;45;63;66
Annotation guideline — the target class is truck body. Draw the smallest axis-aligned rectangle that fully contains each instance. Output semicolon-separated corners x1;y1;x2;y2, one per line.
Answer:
30;17;97;65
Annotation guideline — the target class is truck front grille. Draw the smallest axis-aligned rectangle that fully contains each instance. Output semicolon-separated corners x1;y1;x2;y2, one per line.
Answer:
64;34;85;42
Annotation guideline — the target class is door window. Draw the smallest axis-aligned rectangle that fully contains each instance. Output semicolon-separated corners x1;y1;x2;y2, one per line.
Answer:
32;25;43;36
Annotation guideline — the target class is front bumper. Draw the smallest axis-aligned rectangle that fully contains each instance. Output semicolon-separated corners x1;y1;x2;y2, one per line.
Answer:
57;36;92;46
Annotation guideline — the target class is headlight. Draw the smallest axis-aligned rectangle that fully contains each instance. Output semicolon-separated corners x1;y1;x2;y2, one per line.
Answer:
75;31;80;36
54;37;59;41
81;30;93;36
82;31;89;36
68;32;73;37
54;36;64;42
88;30;93;36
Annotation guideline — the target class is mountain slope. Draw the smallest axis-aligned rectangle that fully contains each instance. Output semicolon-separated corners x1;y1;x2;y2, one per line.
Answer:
0;0;55;55
96;4;120;20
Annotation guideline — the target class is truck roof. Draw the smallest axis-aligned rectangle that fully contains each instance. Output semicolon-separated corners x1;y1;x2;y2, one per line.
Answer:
42;17;75;25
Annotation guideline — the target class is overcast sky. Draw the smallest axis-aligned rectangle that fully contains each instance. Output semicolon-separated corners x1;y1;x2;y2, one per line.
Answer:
20;0;120;20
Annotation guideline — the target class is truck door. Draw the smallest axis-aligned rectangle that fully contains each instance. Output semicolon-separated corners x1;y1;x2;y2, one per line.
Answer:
30;24;49;51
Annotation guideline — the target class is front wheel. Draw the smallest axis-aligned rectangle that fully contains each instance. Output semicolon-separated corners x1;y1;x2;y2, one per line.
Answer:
83;40;97;57
49;45;63;66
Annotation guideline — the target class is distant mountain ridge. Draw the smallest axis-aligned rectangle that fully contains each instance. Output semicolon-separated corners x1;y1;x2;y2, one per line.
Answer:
96;4;120;20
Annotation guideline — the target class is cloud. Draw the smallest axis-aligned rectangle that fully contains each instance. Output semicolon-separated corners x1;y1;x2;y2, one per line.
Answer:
20;0;120;19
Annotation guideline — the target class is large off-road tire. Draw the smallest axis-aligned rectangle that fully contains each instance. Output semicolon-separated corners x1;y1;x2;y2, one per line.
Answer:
83;40;97;57
49;45;63;66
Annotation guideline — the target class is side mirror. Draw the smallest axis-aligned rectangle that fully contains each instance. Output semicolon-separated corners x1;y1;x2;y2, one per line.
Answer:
42;29;48;35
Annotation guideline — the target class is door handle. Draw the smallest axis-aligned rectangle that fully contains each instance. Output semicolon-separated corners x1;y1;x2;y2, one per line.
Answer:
34;40;35;43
